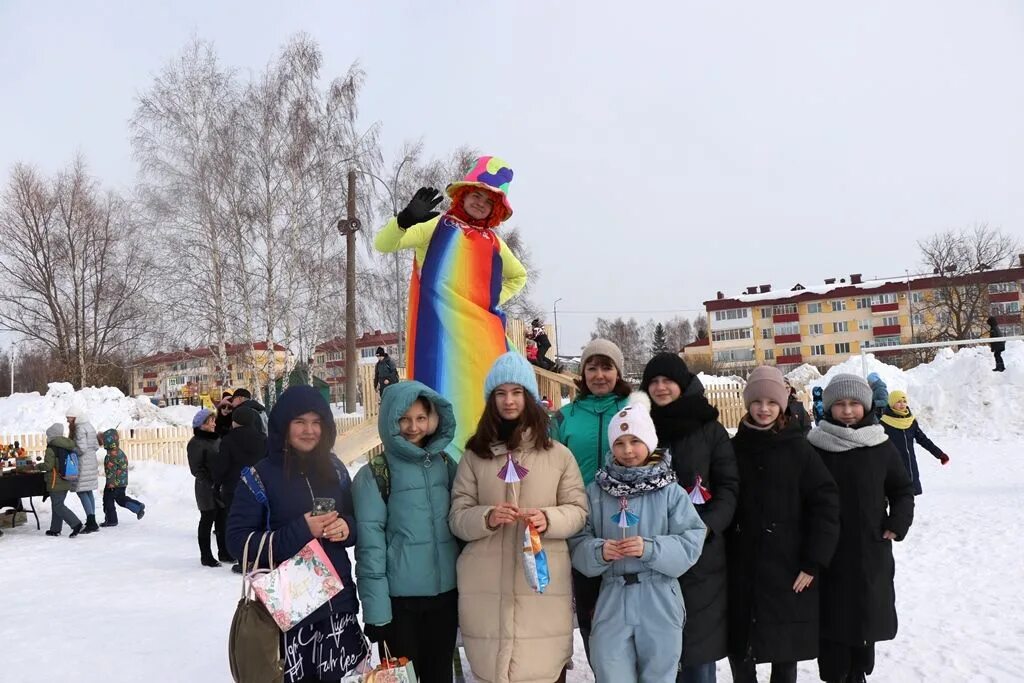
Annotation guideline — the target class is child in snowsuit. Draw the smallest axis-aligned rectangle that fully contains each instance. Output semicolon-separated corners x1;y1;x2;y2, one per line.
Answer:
811;386;825;425
807;374;915;683
100;429;145;526
570;394;707;683
880;390;949;495
727;367;839;683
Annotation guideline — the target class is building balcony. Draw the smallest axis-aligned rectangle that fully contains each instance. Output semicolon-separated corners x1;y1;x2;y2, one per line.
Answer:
989;291;1020;304
142;372;158;379
774;334;801;344
873;325;901;337
776;354;803;365
871;302;899;313
773;312;799;323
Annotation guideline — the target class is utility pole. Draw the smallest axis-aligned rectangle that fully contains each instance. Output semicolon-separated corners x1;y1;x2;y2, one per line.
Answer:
338;169;361;414
553;298;563;360
9;343;15;396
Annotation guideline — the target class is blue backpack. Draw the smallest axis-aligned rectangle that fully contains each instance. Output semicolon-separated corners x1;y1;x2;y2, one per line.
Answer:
54;445;80;482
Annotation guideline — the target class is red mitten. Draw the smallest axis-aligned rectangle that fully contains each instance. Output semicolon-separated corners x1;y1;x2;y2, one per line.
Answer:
939;453;950;465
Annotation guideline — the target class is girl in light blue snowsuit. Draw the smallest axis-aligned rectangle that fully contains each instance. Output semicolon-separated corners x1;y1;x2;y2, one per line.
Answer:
570;395;707;683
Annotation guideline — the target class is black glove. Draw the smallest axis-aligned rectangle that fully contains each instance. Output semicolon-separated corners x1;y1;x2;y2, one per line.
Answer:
363;622;394;644
396;187;443;228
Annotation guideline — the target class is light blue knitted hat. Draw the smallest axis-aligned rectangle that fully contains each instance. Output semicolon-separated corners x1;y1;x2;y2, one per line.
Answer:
484;352;540;403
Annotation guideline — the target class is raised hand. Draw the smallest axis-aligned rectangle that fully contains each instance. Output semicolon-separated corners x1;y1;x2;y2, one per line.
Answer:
396;187;443;228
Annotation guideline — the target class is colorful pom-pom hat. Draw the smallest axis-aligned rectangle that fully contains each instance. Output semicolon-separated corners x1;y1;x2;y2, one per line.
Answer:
446;155;514;225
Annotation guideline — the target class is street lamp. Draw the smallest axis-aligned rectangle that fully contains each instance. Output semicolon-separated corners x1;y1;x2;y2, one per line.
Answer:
553;298;563;360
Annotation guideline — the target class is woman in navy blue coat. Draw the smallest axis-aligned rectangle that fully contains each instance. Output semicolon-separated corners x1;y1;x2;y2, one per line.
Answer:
227;385;368;682
880;390;949;496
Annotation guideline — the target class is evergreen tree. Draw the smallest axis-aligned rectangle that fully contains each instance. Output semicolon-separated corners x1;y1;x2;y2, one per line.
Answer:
652;323;669;354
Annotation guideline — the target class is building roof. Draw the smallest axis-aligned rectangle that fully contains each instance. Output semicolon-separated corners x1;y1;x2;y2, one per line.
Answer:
315;330;399;353
684;337;710;348
133;342;287;366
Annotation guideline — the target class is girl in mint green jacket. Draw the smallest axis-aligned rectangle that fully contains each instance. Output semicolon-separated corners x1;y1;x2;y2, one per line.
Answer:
353;381;459;683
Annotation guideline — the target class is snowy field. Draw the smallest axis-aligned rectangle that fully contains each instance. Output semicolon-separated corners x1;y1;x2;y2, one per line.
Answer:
2;432;1021;682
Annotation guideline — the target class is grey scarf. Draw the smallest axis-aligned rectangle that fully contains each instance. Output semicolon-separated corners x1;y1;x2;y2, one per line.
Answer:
595;454;677;498
807;420;888;452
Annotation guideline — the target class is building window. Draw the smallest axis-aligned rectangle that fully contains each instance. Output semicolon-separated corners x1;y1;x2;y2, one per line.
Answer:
870;293;897;305
834;342;851;354
988;282;1019;294
773;303;797;315
990;301;1021;316
760;307;773;319
810;344;826;356
360;347;377;359
763;349;774;360
714;308;750;322
1003;323;1023;336
911;313;924;327
713;348;755;363
911;291;925;303
773;322;800;336
781;346;800;357
808;323;824;336
712;327;753;342
855;297;871;309
858;319;872;331
807;302;822;314
878;316;898;327
236;371;244;380
868;336;901;347
833;321;849;333
830;300;846;312
761;328;773;340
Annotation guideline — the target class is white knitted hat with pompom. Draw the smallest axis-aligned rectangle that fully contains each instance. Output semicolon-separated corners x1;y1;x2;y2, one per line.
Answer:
607;392;658;454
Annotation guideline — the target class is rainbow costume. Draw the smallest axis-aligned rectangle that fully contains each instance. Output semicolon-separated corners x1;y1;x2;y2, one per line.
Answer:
375;156;527;453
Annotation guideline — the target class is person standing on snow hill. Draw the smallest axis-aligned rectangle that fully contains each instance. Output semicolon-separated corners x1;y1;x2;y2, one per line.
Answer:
642;352;739;683
449;352;588;683
569;394;707;683
987;316;1006;372
375;156;527;453
66;407;101;534
100;429;145;527
727;367;840;683
40;423;84;537
187;409;230;567
880;390;950;496
354;381;460;683
807;374;915;683
550;338;632;665
227;385;368;682
866;373;888;420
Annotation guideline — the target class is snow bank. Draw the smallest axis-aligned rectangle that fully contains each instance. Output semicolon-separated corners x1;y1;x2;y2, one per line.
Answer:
811;341;1024;439
0;382;198;434
784;363;823;392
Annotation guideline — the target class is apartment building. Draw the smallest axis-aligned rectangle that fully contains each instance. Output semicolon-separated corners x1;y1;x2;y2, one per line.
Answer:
131;342;290;403
704;258;1024;373
311;330;399;401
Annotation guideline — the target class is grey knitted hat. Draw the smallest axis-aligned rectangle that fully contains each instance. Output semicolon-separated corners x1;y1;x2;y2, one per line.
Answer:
46;423;64;440
822;373;873;413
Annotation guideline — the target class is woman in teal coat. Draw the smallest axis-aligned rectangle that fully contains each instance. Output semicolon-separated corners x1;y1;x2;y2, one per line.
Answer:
353;381;460;683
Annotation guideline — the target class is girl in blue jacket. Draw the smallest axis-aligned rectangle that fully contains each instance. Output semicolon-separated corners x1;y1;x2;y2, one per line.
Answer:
880;390;949;495
227;386;367;682
353;381;460;683
570;394;707;682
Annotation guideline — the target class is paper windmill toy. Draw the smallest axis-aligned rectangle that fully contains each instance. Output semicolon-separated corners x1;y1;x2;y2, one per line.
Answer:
686;474;712;505
498;454;529;484
611;496;640;530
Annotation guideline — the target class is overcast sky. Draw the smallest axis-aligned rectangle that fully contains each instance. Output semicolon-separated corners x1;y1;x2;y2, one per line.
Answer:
1;0;1022;354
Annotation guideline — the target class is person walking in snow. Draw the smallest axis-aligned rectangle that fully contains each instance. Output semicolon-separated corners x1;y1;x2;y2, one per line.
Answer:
807;374;915;683
570;394;707;682
354;381;460;683
40;423;83;537
100;429;145;526
642;352;739;683
66;407;101;534
449;352;588;683
987;316;1006;372
727;367;840;683
866;373;888;420
550;338;632;664
187;409;230;567
880;390;949;496
373;346;401;397
227;386;368;681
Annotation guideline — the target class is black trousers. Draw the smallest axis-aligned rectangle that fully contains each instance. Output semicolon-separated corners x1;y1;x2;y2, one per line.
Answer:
729;655;797;683
994;349;1005;371
198;508;228;560
818;640;875;681
571;568;603;664
378;590;459;683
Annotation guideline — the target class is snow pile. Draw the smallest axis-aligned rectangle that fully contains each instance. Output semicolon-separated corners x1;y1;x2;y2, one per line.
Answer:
697;372;745;386
0;382;198;435
811;341;1024;439
784;363;822;392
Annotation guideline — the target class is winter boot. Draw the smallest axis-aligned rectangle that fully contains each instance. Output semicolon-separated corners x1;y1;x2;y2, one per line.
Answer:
201;557;222;568
100;520;118;527
69;523;84;538
218;550;235;563
231;563;243;574
137;504;146;520
82;514;100;534
45;530;61;537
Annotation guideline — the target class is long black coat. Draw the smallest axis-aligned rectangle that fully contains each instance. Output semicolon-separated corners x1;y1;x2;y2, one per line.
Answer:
727;421;840;663
187;429;222;512
651;378;740;666
212;424;267;508
813;435;915;646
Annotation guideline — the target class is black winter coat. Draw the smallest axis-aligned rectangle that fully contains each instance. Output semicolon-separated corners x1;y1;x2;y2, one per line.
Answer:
374;356;400;391
988;320;1006;353
813;432;915;646
187;429;222;512
651;378;739;666
787;397;811;435
212;424;267;506
881;412;944;496
727;420;840;663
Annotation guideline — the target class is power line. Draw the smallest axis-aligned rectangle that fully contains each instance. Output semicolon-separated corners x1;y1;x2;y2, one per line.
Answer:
541;308;706;315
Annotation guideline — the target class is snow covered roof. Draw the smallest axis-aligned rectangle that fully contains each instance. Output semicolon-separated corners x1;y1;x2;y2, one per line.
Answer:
133;342;287;366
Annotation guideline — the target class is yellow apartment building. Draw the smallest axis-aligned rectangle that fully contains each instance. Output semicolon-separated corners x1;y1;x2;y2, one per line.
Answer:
704;259;1024;373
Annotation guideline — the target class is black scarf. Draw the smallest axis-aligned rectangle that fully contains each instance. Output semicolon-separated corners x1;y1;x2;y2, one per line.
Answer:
651;394;720;445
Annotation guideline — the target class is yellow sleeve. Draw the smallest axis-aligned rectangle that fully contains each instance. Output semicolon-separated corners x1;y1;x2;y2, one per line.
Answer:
498;238;528;305
373;216;438;264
